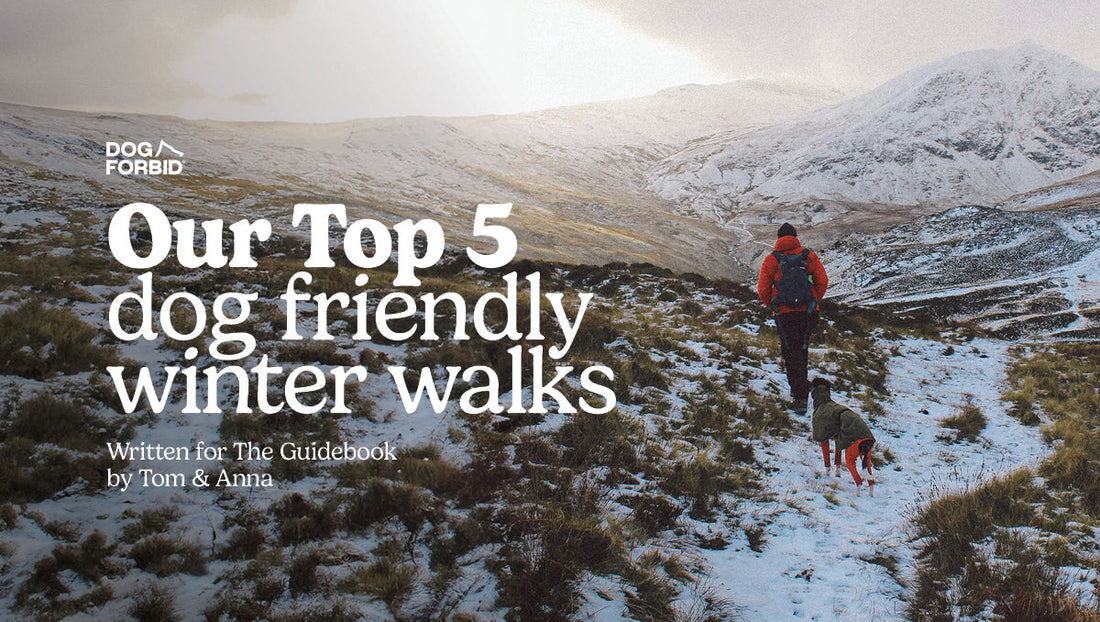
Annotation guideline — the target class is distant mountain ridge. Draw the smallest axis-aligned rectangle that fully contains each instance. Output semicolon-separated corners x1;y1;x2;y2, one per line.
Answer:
649;42;1100;240
0;80;844;280
3;43;1100;285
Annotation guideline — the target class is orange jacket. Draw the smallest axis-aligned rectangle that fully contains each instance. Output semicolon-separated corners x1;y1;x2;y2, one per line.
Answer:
844;438;874;486
757;235;828;314
820;437;875;486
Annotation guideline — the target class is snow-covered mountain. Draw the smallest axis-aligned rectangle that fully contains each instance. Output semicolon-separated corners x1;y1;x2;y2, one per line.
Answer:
523;79;845;145
823;205;1100;339
649;42;1100;235
0;80;842;280
6;43;1100;289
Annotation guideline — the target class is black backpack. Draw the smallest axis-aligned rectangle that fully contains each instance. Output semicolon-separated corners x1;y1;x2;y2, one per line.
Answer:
771;249;816;312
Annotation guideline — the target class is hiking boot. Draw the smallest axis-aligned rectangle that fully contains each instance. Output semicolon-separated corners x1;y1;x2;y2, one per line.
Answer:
792;398;807;414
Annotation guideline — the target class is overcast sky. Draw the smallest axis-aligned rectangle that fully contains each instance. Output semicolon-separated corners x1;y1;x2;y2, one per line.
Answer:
1;0;1098;123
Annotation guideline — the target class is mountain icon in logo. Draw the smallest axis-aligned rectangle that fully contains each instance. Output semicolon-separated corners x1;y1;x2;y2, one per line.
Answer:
154;140;184;158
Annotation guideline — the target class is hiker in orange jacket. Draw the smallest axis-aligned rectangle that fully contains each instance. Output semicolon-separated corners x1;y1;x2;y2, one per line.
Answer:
757;223;828;413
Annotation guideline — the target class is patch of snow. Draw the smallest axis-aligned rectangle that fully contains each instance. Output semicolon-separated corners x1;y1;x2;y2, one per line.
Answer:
703;338;1044;620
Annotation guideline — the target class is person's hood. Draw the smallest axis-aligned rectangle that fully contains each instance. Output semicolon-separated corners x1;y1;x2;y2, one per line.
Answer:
773;235;803;254
811;383;831;406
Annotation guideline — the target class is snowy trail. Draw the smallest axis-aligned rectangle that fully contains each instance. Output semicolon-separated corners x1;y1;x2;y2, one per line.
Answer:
706;338;1046;621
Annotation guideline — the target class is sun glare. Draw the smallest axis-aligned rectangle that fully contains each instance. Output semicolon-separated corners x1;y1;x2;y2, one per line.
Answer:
172;0;719;122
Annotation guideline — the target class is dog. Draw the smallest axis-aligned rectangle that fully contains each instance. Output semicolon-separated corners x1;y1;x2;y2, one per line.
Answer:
810;378;876;489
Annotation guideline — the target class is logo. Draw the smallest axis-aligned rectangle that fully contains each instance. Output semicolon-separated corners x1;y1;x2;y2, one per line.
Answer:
105;140;184;176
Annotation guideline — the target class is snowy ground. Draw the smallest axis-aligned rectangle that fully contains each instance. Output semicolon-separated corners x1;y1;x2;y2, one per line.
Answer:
0;236;1054;620
705;338;1046;621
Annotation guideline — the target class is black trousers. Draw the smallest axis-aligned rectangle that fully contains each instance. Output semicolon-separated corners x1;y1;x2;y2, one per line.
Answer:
775;310;819;401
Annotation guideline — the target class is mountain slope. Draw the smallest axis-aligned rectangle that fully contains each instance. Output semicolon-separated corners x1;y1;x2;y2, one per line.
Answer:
649;42;1100;243
0;204;1051;620
0;80;842;280
720;337;1043;620
822;205;1100;339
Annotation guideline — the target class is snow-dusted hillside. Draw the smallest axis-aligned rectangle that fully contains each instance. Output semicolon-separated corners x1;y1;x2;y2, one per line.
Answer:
6;44;1100;276
0;80;842;280
0;204;1054;620
720;337;1044;620
823;205;1100;339
650;42;1100;232
523;79;845;146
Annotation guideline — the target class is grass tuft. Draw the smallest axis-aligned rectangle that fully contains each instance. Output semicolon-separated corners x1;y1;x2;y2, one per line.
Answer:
0;301;117;378
939;396;987;443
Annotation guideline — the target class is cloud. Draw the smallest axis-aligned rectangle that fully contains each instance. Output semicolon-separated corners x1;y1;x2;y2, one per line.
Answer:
171;0;719;122
5;1;1095;121
0;0;716;122
0;0;296;113
579;0;1100;92
224;93;270;107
